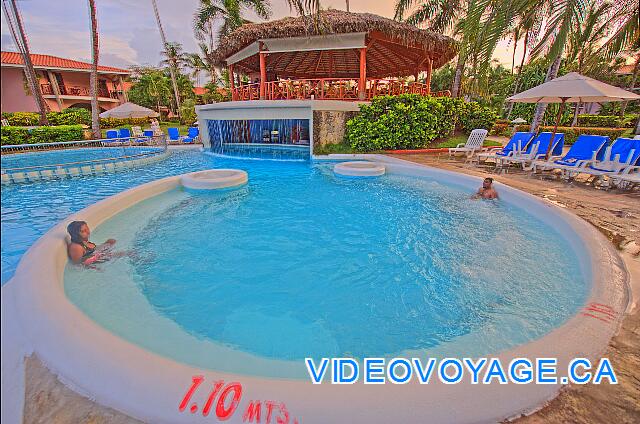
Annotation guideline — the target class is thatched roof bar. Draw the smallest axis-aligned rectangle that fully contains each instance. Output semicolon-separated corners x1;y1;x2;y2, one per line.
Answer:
214;10;458;79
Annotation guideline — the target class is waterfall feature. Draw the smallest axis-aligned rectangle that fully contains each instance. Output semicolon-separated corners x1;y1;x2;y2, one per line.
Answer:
206;119;310;161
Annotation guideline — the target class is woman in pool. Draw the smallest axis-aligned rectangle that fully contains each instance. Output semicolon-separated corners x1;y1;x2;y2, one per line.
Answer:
67;220;116;265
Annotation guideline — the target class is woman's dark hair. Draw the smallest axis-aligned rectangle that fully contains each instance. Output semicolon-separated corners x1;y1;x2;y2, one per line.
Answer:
67;221;87;244
484;177;494;183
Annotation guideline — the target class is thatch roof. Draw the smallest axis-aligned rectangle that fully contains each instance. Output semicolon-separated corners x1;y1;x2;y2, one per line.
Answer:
213;10;458;78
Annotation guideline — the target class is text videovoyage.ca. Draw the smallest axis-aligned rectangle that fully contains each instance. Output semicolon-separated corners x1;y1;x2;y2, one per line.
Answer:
305;357;617;385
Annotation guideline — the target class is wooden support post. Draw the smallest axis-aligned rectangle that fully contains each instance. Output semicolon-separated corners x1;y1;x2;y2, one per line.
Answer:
259;52;267;100
359;47;367;100
425;57;433;95
118;75;128;102
229;64;236;100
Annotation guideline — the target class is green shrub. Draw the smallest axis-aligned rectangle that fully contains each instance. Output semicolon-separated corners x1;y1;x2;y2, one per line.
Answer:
1;111;40;126
0;126;31;145
345;95;496;151
99;117;149;128
459;101;499;133
577;114;638;128
179;99;197;125
47;108;92;126
0;125;84;145
539;126;627;144
346;94;443;151
489;123;510;137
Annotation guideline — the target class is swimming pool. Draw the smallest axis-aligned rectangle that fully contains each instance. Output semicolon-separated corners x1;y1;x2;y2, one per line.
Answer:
1;150;209;284
5;150;627;423
62;158;588;377
1;146;162;170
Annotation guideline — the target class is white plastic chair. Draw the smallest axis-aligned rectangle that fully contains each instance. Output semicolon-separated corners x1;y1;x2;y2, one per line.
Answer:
448;129;489;160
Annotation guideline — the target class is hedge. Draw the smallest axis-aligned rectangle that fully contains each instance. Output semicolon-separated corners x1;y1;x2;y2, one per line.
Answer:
1;110;151;128
0;125;84;145
538;126;627;144
577;114;638;128
346;94;498;151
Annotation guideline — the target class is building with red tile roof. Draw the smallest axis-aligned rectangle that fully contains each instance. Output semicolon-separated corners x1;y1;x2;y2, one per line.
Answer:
1;51;131;113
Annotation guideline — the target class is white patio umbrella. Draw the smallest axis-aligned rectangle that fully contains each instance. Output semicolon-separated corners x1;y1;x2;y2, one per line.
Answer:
507;72;640;158
99;102;160;119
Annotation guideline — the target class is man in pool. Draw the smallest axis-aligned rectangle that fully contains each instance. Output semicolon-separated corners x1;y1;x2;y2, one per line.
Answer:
472;177;499;200
67;220;116;265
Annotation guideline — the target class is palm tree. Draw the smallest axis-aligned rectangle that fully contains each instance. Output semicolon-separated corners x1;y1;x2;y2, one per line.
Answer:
87;0;100;139
2;0;49;125
160;42;189;71
151;0;182;117
505;4;546;118
598;0;639;59
194;0;270;42
526;0;587;131
185;53;207;86
394;0;468;97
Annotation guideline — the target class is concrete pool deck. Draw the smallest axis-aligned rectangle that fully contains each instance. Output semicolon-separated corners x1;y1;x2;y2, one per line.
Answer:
1;153;635;423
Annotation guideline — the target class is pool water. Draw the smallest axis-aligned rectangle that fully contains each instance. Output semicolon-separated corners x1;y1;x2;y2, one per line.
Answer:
1;150;208;284
1;146;161;170
63;158;588;377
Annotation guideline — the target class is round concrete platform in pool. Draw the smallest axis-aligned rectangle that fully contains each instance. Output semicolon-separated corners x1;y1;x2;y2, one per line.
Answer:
180;169;248;190
334;161;385;176
9;156;628;424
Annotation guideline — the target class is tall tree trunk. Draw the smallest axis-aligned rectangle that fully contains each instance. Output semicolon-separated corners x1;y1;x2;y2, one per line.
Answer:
4;0;49;125
152;0;181;118
506;31;529;119
511;33;517;74
571;101;581;127
619;58;640;117
88;0;101;139
451;57;465;98
530;54;562;132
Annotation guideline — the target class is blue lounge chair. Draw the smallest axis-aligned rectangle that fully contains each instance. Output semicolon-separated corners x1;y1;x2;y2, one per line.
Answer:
184;126;199;143
143;130;154;137
478;132;535;160
505;132;565;170
533;134;609;175
118;128;132;144
574;138;640;180
102;130;120;146
167;127;183;143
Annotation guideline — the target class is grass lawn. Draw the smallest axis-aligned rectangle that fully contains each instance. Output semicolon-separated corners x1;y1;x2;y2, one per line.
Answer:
313;134;503;155
432;134;503;149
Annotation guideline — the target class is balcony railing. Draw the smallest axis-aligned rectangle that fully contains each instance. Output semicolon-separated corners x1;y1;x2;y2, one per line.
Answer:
41;83;119;99
232;78;451;101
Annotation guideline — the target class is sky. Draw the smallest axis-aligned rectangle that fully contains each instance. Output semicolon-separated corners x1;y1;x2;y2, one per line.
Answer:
1;0;521;71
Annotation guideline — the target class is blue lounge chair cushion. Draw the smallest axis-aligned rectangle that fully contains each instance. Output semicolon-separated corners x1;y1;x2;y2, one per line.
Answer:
496;132;535;156
167;127;180;141
531;132;565;156
188;127;199;138
118;128;131;139
105;130;118;139
589;138;640;171
554;134;609;167
143;130;154;137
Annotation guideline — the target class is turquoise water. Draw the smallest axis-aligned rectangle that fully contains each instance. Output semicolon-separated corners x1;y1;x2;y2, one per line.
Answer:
62;158;588;376
1;147;162;170
1;150;209;284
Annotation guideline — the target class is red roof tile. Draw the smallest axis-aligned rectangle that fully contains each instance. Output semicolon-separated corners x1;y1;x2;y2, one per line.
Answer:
193;86;208;95
1;51;129;74
615;64;635;75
